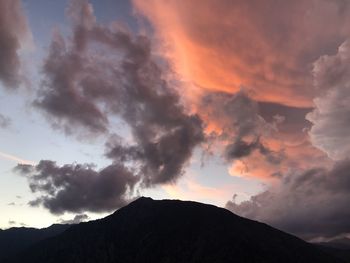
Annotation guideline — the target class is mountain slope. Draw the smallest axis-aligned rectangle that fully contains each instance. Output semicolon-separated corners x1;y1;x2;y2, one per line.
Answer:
317;246;350;263
316;238;350;263
0;224;70;261
6;197;343;263
318;238;350;250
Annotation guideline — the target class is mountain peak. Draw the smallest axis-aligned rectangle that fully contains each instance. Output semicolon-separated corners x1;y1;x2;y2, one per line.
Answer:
133;196;154;203
4;198;343;263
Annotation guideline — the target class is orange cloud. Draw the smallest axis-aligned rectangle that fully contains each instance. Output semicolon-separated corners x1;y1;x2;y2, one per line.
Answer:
0;150;36;165
133;0;347;181
133;0;350;108
228;135;331;180
162;174;236;206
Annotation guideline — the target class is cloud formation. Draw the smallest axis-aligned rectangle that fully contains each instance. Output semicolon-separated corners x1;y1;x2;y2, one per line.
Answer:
199;90;282;164
198;90;321;179
134;0;350;108
0;0;31;88
35;0;204;186
307;39;350;160
15;160;138;214
133;0;339;182
227;39;350;240
17;0;205;214
225;42;350;241
0;113;11;128
226;160;350;239
8;220;16;225
0;150;35;165
131;0;350;240
58;214;90;224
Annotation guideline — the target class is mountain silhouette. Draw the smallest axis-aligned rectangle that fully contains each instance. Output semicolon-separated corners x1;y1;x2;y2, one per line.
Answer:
316;238;350;262
318;237;350;250
2;197;344;262
0;224;70;261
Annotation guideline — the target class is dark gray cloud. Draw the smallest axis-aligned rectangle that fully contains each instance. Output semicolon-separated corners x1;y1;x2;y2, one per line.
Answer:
258;102;312;135
0;0;30;88
58;214;90;224
35;0;204;187
0;113;11;128
225;139;261;159
201;91;282;165
226;160;350;239
15;160;138;214
307;39;350;160
225;138;284;166
201;91;263;145
206;91;263;139
35;30;109;134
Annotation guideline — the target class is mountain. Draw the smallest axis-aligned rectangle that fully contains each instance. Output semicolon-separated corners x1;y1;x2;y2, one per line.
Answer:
0;224;70;261
318;246;350;263
316;238;350;263
318;238;350;250
3;197;344;263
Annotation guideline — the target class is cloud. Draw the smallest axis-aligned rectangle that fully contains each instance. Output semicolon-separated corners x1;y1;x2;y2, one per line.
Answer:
132;0;349;167
35;29;109;135
134;0;350;108
226;159;350;239
15;160;138;214
222;40;350;239
225;139;262;160
8;220;16;225
201;91;264;138
58;214;90;224
199;91;272;150
307;39;350;160
0;113;11;128
0;150;36;165
20;0;347;221
35;0;204;186
198;90;309;179
162;177;232;206
8;220;27;227
0;0;31;88
258;102;312;141
133;0;340;182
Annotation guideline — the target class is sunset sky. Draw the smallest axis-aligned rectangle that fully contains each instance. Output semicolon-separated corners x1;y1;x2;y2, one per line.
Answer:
1;0;350;241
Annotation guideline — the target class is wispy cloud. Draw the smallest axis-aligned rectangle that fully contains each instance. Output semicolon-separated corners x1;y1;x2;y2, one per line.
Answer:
0;150;36;165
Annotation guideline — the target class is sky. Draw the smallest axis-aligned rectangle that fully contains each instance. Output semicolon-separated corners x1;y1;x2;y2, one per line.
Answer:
0;0;350;242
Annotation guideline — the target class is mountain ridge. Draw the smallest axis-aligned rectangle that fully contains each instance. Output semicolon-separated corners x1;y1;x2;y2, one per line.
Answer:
0;223;70;261
2;197;345;263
